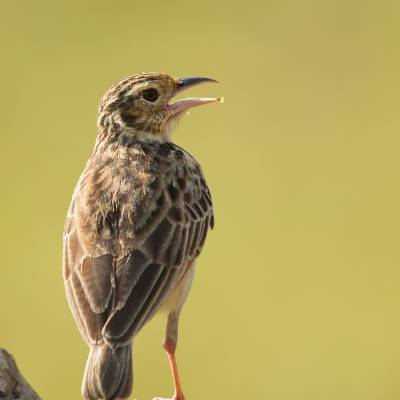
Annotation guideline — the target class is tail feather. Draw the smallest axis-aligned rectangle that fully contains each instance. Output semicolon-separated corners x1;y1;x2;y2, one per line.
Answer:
82;343;133;400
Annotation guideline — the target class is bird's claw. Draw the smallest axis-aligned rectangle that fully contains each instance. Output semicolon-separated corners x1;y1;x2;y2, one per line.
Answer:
152;398;175;400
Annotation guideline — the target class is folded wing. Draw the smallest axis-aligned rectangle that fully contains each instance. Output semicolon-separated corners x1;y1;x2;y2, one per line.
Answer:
63;163;213;347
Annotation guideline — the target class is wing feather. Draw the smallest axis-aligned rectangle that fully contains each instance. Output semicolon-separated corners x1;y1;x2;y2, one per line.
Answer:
68;270;107;344
103;263;164;341
115;250;152;308
78;255;113;313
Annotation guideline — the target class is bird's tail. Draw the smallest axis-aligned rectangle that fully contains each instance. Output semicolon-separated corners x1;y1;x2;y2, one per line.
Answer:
82;343;133;400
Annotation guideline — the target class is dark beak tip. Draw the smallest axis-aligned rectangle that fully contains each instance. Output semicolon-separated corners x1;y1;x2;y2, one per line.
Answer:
176;76;219;89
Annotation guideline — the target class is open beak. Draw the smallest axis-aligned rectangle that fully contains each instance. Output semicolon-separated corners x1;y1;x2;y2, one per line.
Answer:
168;77;222;117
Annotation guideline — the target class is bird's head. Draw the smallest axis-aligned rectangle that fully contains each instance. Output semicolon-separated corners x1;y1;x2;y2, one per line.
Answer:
97;72;221;144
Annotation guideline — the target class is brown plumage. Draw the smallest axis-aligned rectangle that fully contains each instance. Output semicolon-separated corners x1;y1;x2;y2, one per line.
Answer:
62;73;220;400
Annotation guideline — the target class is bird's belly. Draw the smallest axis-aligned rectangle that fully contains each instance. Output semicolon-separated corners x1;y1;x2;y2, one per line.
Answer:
159;261;196;314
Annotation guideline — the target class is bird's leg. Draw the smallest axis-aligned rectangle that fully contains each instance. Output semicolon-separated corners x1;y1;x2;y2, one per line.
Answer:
155;265;195;400
163;311;185;400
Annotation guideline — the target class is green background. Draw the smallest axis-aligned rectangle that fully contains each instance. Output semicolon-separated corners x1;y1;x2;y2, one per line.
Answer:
1;1;400;399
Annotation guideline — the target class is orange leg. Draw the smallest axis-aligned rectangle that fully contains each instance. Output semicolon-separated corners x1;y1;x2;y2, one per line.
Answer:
164;338;185;400
163;312;185;400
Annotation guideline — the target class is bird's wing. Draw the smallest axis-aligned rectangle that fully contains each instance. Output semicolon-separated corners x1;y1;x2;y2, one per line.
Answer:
63;200;111;345
63;165;213;346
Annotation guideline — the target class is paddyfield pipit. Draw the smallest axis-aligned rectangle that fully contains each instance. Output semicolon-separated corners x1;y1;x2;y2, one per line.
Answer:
63;73;221;400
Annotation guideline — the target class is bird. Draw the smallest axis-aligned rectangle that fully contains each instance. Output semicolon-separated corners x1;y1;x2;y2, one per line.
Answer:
62;72;221;400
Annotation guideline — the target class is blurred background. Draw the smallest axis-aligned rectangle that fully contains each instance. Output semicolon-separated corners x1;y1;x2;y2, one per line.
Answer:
1;1;400;399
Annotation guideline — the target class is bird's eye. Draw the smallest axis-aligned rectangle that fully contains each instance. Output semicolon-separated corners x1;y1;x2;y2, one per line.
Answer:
142;88;159;102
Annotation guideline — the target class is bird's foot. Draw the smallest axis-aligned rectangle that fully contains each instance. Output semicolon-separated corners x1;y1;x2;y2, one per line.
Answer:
153;394;185;400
